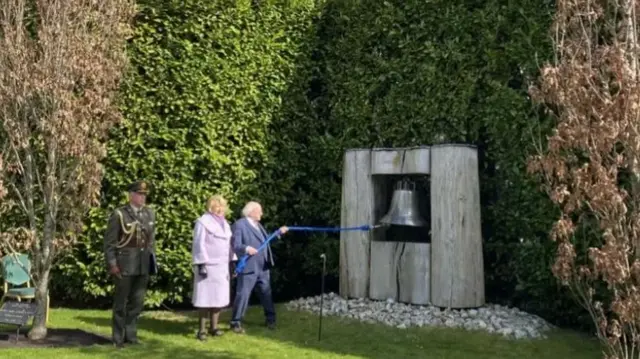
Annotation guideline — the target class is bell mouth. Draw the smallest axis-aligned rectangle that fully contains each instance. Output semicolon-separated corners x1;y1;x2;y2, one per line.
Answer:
378;179;428;228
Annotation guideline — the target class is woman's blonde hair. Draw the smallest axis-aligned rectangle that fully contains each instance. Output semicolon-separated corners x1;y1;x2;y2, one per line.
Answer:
207;195;228;214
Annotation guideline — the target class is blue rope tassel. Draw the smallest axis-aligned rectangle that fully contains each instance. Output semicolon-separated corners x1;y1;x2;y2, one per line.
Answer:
234;224;377;274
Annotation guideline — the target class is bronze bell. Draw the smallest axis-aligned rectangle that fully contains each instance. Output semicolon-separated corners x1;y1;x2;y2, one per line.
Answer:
379;179;428;227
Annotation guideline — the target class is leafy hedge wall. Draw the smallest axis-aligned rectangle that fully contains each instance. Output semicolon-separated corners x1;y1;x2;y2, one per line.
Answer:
51;0;595;329
53;0;321;307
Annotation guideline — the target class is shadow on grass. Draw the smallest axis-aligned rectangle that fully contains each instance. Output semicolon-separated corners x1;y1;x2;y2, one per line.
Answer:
75;313;196;338
74;308;267;338
0;327;111;348
75;337;257;359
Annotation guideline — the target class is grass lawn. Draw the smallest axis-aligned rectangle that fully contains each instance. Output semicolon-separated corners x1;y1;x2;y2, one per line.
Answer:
0;304;601;359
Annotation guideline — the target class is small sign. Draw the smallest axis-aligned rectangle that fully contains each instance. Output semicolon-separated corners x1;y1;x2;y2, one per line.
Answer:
0;300;37;326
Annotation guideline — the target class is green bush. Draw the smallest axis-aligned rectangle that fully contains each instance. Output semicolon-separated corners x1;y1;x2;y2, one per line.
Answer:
53;0;321;307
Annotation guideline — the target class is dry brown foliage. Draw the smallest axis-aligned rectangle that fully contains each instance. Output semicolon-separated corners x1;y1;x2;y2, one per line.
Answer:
0;157;17;249
528;0;640;357
0;0;135;339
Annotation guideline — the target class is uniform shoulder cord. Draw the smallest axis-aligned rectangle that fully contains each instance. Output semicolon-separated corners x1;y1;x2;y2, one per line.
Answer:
115;209;138;249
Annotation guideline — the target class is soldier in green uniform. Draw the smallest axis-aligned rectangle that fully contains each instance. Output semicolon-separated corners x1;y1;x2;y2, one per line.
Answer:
103;180;157;348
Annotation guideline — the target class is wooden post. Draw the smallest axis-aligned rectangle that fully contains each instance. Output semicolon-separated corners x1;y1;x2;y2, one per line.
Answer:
369;240;397;300
430;144;485;308
339;149;373;299
369;240;431;305
402;147;431;174
370;146;431;175
398;242;430;305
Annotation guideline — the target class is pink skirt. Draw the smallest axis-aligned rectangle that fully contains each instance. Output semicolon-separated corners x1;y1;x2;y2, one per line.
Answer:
191;263;230;308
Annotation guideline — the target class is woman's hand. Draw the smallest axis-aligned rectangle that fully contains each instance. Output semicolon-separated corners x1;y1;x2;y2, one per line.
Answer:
230;262;238;278
197;264;207;278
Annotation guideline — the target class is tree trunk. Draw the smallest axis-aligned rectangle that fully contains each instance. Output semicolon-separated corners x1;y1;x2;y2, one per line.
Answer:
28;169;56;340
27;267;49;340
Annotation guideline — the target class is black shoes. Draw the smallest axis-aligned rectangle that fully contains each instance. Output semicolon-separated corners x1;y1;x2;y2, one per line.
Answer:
230;324;245;334
209;328;224;336
228;321;274;333
196;331;207;341
114;338;141;348
196;328;225;340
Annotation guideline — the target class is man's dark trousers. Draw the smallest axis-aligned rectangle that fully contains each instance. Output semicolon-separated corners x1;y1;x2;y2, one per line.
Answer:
112;274;149;344
230;268;275;326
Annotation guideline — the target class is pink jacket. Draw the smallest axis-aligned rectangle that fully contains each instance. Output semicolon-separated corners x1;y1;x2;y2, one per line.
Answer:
191;213;236;265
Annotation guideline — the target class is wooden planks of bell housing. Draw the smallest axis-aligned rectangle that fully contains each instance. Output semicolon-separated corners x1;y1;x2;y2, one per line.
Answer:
339;144;485;308
429;144;485;308
339;149;372;298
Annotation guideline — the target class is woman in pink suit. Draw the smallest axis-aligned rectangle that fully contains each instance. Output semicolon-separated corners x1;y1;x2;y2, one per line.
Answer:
191;194;236;340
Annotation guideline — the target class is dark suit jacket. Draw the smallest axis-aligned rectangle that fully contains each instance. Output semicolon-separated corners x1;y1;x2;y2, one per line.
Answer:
231;217;274;274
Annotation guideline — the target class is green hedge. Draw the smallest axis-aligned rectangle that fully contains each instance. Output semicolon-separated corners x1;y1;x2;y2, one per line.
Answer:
53;0;321;307
51;0;595;330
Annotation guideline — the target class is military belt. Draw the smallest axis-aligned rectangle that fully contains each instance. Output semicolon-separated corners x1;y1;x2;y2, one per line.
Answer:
119;238;148;249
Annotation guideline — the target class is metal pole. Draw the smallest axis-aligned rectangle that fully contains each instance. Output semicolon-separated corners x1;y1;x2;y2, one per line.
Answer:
318;253;326;341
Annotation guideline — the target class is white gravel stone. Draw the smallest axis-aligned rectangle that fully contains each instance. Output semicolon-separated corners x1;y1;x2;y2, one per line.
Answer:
285;292;554;340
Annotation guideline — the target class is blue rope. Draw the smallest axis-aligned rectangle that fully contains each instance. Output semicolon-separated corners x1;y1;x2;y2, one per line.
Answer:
234;224;377;274
287;225;374;232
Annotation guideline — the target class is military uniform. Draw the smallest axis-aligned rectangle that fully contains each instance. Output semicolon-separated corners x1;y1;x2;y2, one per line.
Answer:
103;181;157;347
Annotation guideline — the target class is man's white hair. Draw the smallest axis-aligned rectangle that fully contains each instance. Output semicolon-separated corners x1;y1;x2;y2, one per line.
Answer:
241;201;261;217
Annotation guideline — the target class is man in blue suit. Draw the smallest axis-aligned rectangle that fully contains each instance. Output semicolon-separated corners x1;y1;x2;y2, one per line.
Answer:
230;201;288;333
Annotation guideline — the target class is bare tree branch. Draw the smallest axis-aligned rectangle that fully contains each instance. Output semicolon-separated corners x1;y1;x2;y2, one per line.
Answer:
0;0;135;340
